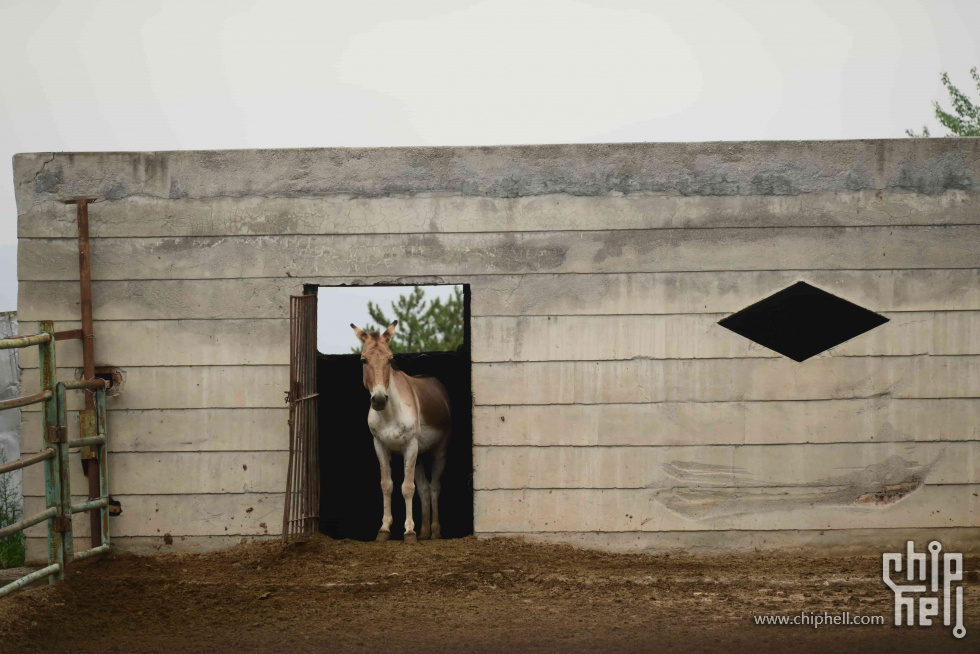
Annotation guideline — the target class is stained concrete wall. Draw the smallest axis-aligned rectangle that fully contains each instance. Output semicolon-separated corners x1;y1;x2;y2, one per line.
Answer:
12;140;980;558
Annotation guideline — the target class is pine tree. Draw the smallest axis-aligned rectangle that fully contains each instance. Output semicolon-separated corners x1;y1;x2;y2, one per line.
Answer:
353;286;464;353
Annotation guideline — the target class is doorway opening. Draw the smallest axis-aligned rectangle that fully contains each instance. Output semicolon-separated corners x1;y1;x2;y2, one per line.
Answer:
315;284;473;540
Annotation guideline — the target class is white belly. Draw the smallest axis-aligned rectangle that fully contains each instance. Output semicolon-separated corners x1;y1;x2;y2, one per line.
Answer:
368;409;445;454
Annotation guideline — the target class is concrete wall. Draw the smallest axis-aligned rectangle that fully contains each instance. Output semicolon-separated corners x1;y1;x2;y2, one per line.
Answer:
13;140;980;558
0;311;21;505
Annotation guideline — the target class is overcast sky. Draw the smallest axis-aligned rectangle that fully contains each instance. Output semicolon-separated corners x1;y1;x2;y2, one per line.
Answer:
1;0;978;329
318;285;460;354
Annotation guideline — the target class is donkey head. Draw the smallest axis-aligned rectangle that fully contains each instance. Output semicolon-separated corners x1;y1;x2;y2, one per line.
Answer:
351;320;398;410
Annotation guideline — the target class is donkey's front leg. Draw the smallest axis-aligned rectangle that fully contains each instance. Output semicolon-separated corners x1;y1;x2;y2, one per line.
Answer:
373;438;393;542
402;439;419;543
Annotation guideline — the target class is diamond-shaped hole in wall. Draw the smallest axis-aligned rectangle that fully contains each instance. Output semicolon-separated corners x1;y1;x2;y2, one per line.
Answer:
718;282;889;362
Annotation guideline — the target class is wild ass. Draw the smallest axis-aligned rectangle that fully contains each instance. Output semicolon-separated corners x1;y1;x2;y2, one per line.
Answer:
351;320;452;543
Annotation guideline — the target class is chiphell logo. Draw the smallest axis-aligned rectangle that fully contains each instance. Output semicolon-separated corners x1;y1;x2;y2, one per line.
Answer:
882;540;965;639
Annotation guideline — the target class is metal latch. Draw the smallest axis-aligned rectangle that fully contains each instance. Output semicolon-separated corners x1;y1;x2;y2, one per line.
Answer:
53;515;72;533
46;425;68;443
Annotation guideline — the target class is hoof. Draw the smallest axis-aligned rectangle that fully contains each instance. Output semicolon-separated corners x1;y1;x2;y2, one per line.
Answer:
431;527;442;540
419;528;431;540
376;531;391;542
404;532;418;544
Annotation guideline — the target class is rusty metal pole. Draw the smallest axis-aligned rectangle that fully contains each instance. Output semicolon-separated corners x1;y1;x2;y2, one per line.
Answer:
66;198;101;549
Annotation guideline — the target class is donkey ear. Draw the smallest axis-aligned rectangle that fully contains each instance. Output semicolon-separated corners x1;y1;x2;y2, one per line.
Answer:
350;323;368;343
381;320;398;343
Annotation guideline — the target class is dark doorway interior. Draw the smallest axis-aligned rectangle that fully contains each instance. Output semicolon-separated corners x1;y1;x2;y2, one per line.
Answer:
317;288;473;541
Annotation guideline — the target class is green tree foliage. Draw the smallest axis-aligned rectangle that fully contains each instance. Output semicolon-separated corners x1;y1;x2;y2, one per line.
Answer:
0;450;25;568
353;286;464;353
907;67;980;137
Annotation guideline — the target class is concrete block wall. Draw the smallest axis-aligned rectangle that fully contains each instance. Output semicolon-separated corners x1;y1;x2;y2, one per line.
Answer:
12;140;980;558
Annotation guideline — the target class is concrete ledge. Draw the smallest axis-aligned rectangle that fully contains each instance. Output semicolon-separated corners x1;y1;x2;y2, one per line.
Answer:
478;528;980;555
25;529;980;562
13;139;980;213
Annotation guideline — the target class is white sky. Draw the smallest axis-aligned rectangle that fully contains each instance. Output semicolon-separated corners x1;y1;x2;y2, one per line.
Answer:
1;0;978;316
319;285;460;353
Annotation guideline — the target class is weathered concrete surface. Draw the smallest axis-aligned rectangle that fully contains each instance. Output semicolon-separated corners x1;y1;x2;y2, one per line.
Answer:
473;442;978;489
13;140;980;555
18;319;290;369
473;485;979;532
18;190;980;239
19;225;980;280
474;399;980;446
0;312;21;505
19;278;306;321
19;366;288;411
13;140;980;213
20;483;978;538
15;311;980;369
21;408;287;453
22;451;289;496
472;312;980;361
20;269;980;321
469;269;980;318
23;492;282;539
473;356;980;405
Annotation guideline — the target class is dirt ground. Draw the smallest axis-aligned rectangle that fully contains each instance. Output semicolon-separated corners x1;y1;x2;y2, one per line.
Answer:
0;535;977;653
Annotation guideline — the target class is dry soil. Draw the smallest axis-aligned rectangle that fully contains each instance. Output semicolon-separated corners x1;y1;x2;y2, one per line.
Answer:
0;535;977;653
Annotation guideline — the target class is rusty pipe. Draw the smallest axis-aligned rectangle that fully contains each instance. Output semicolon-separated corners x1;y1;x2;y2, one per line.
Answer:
61;379;107;391
0;448;54;475
66;198;102;549
0;390;53;411
0;332;52;350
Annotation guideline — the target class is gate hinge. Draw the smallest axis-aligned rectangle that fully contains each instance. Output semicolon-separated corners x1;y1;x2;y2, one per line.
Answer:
53;515;72;533
46;425;68;443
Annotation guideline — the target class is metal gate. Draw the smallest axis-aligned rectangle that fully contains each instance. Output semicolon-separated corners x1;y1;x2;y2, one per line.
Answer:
282;294;319;542
0;322;111;598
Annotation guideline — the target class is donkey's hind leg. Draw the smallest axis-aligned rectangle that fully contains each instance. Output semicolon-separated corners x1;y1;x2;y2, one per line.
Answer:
429;440;448;540
415;464;432;540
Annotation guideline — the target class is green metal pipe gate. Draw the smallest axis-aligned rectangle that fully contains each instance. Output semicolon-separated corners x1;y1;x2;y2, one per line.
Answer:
0;321;110;598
